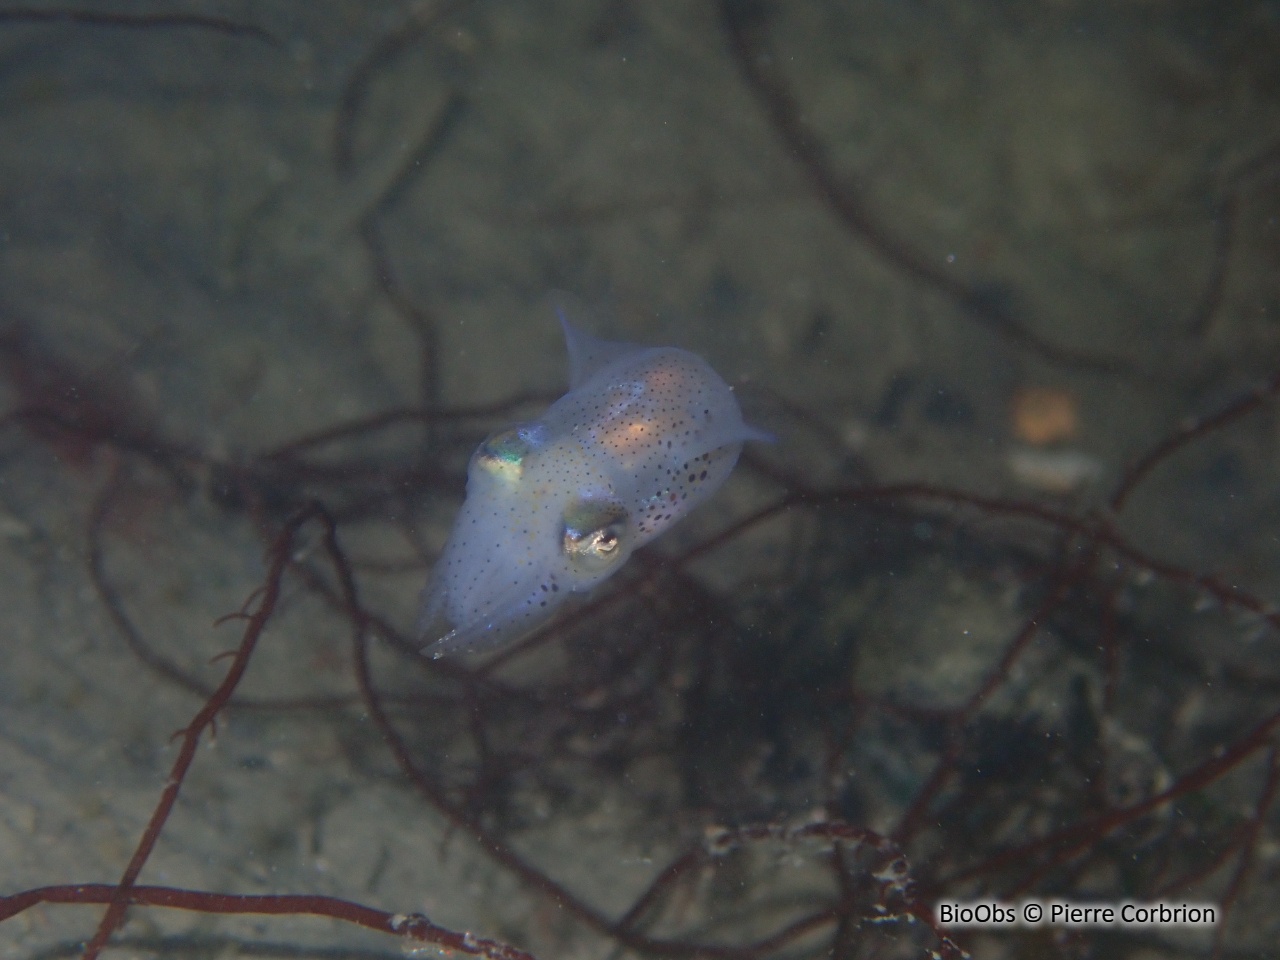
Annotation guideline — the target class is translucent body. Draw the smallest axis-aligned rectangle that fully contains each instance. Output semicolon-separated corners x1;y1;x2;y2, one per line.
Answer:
419;312;768;657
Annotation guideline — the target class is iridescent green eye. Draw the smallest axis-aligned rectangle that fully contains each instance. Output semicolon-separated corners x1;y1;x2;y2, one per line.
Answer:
475;427;532;481
563;498;630;573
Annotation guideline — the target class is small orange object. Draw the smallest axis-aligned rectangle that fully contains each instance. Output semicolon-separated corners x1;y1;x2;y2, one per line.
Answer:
1010;386;1079;446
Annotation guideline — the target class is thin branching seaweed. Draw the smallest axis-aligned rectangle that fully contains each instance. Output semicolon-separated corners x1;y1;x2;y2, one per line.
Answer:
1;3;1277;960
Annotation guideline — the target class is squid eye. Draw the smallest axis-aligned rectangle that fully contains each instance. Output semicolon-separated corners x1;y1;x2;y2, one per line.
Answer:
562;498;630;573
474;426;535;480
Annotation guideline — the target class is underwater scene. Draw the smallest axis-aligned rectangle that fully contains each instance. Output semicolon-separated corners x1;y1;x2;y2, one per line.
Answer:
1;1;1278;958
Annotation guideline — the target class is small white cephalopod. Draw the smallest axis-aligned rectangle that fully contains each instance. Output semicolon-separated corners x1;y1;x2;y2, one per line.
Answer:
419;306;769;657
